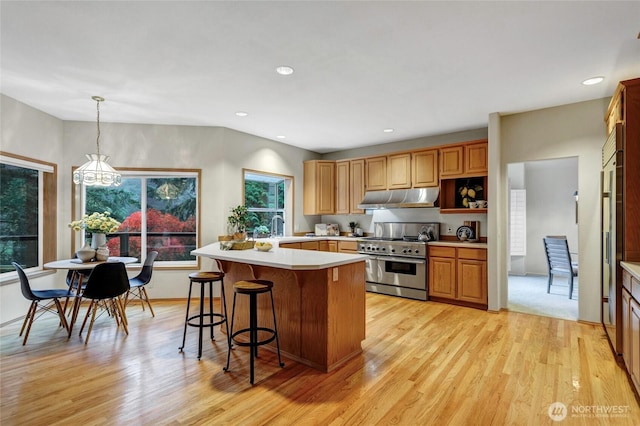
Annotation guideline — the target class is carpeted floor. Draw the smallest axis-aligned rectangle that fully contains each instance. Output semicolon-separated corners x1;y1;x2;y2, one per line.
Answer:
508;274;578;321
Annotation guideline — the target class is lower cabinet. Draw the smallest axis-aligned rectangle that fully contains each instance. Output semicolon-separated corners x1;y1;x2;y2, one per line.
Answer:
621;269;640;396
280;240;339;252
338;240;358;254
428;245;487;307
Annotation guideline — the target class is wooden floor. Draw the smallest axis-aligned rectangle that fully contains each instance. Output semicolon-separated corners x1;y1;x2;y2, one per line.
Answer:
1;294;639;425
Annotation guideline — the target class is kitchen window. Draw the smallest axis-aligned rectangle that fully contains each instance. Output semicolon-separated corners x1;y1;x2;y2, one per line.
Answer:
0;152;56;278
73;168;200;267
243;169;292;237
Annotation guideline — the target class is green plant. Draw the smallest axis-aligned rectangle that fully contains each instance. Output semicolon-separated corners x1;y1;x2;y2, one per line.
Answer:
227;205;249;233
348;221;359;232
255;225;270;235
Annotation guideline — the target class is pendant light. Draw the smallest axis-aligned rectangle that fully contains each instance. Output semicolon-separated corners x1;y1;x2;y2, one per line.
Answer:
73;96;122;186
156;181;180;200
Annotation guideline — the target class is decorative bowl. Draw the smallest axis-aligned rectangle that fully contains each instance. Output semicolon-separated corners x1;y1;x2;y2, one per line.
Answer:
254;242;273;252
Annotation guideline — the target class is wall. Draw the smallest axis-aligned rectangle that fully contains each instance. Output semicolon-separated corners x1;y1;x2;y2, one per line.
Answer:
0;95;66;323
0;95;320;323
498;97;609;322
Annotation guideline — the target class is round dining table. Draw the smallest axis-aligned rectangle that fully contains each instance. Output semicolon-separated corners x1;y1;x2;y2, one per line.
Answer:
44;256;138;335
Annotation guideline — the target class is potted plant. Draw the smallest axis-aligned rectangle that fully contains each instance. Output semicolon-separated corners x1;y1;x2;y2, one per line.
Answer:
254;225;270;239
348;221;359;236
227;205;249;240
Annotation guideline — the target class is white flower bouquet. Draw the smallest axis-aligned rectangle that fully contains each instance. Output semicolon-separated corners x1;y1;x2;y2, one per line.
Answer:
68;211;121;234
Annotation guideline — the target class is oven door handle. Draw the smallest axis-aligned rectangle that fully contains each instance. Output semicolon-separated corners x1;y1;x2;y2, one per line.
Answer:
382;256;426;264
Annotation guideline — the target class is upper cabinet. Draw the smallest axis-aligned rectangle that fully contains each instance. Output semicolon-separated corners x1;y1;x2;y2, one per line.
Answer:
365;156;387;191
304;160;335;215
440;140;487;178
412;148;439;187
335;159;366;215
350;159;365;214
387;153;412;189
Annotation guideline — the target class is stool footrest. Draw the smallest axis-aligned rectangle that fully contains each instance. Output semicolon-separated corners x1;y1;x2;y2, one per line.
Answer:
186;313;226;329
231;327;276;347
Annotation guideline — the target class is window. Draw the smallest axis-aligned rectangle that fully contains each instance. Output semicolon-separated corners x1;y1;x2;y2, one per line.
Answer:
243;169;293;237
0;152;56;276
510;189;526;256
74;169;200;267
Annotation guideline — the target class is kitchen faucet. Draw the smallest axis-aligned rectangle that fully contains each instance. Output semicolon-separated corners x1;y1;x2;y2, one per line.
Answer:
271;215;284;237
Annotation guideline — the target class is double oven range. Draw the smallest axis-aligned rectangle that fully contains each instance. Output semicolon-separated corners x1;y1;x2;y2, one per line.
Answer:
358;222;439;301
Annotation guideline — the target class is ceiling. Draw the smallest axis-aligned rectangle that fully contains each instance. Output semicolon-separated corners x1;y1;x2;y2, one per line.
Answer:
1;1;639;154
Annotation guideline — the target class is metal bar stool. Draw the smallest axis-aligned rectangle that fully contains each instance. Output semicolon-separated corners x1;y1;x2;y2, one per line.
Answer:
224;279;284;384
179;271;230;360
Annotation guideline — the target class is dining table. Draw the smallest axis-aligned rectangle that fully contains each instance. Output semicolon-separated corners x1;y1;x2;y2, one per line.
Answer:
44;256;138;336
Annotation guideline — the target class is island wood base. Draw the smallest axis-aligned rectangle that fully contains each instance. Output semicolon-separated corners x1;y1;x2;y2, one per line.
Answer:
217;260;366;372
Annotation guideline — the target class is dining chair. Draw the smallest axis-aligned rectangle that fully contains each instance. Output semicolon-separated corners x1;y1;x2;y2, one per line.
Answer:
543;236;578;299
12;262;70;345
78;262;130;344
125;251;158;317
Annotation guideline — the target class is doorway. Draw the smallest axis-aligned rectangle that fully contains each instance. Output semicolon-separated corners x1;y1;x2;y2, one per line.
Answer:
507;157;579;320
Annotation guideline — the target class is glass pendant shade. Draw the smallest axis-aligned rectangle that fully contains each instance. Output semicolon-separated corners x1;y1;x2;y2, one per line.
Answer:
74;95;121;187
73;154;122;186
157;182;179;199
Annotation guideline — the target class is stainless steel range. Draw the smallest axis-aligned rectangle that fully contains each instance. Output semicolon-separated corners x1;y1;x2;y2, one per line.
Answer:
358;222;439;301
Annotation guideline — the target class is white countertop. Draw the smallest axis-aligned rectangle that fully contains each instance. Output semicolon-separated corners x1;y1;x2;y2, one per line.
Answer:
428;241;488;249
192;242;368;270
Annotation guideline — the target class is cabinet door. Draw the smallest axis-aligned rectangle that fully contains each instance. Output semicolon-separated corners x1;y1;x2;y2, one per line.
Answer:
457;259;487;304
279;242;301;249
630;298;640;393
350;159;365;214
465;142;488;175
327;241;338;252
439;146;464;177
365;156;387;191
412;149;438;187
303;161;335;215
335;161;350;215
429;257;456;299
622;287;632;370
387;153;411;189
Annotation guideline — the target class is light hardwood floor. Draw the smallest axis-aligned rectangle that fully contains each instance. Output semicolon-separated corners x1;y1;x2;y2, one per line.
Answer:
1;294;639;425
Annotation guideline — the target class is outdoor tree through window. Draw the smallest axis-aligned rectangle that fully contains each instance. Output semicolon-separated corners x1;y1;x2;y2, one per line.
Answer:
243;170;292;237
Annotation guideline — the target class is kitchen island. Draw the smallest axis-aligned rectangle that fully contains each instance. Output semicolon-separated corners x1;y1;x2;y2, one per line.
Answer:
191;242;368;372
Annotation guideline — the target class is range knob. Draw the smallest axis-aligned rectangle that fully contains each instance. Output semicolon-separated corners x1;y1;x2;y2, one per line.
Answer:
402;249;408;254
415;249;420;254
381;247;386;251
391;249;396;253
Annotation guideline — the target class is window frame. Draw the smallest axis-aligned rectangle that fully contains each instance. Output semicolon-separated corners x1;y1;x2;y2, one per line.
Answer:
71;167;201;270
0;151;57;282
242;168;294;237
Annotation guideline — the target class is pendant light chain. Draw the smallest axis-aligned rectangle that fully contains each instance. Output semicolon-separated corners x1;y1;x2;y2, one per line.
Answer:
95;97;101;156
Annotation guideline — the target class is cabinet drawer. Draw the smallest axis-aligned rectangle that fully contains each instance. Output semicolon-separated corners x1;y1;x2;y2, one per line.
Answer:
338;240;358;253
457;248;487;260
429;246;456;258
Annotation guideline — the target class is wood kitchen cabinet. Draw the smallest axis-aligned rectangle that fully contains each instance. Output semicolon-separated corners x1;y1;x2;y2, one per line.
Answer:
439;140;488;178
412;148;439;188
300;241;319;250
336;160;350;215
620;265;640;396
336;159;365;214
365;156;387;191
428;245;487;308
319;240;338;252
630;297;640;393
338;240;358;254
387;153;411;189
304;160;335;215
279;242;301;249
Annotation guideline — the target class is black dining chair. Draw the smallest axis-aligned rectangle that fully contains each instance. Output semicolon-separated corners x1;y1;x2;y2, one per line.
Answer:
78;262;130;344
125;251;158;317
12;262;70;345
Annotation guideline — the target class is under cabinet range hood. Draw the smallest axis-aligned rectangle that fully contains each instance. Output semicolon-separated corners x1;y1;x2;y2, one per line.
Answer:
357;188;439;209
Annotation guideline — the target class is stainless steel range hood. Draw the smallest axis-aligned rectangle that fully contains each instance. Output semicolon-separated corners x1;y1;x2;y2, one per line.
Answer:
357;188;439;209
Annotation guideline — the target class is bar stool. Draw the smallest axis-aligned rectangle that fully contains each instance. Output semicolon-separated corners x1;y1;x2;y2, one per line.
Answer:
224;279;284;384
179;271;230;360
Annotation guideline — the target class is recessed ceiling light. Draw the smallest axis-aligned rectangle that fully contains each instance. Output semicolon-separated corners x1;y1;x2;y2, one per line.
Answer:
235;111;248;117
383;128;394;133
276;66;294;76
582;76;604;86
276;135;286;139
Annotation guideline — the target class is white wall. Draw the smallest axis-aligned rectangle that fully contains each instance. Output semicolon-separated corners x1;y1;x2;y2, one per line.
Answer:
1;95;321;324
497;98;609;323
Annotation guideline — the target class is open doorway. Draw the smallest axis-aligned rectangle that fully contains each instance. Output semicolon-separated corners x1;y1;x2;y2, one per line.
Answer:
507;157;579;320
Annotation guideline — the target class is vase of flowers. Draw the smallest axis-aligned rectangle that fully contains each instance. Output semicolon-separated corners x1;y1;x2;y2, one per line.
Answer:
69;211;121;249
